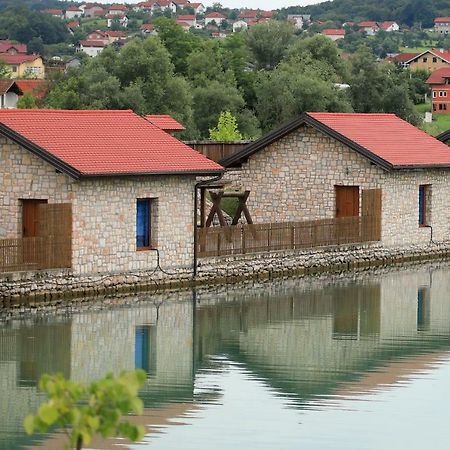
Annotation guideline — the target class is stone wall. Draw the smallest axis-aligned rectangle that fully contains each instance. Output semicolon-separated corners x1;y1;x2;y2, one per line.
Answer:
223;124;450;247
0;135;196;275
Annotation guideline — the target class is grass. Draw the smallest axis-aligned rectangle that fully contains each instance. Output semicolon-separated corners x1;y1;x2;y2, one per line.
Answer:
415;102;450;136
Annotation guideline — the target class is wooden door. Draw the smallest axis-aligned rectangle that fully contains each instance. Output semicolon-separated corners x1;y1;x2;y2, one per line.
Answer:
22;199;47;237
335;186;359;218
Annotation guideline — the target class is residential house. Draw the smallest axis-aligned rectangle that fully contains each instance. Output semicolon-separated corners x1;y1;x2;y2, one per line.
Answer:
141;23;157;35
386;52;420;68
106;14;129;28
135;1;158;13
239;9;258;23
65;6;83;19
260;10;273;19
434;17;450;34
86;30;108;43
173;0;190;9
205;11;226;26
379;21;399;32
426;68;450;113
190;3;205;14
0;40;27;55
44;8;64;19
0;109;222;275
232;20;248;32
106;30;127;43
108;4;128;15
83;3;105;17
358;21;379;35
0;80;23;109
176;20;191;31
0;54;45;79
220;112;450;247
177;14;196;27
77;40;107;56
287;14;310;28
211;31;228;39
65;57;82;72
321;28;346;41
155;0;177;14
402;49;450;71
67;21;80;33
145;115;185;135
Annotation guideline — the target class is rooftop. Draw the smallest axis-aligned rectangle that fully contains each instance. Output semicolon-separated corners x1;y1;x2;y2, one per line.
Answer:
0;109;222;178
145;115;186;131
426;67;450;84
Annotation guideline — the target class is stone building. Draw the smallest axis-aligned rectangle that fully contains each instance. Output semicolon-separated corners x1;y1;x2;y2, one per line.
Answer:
0;109;223;275
221;112;450;247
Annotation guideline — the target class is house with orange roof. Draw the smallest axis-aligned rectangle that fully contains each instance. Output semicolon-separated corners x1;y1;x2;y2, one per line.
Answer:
426;68;450;113
65;5;83;19
402;48;450;71
0;109;223;276
220;112;450;247
83;3;105;17
145;115;186;134
205;11;226;26
321;28;346;41
15;80;50;104
434;17;450;34
141;23;157;35
77;40;107;56
177;14;196;27
189;3;205;15
44;8;64;19
379;21;399;32
358;21;379;35
0;40;27;55
176;20;191;31
106;14;129;28
0;54;45;79
108;4;128;15
154;0;177;13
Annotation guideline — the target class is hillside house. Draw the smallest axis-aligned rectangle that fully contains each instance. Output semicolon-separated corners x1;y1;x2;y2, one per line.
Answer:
220;112;450;247
0;80;22;109
239;10;257;23
0;109;223;275
83;3;105;17
15;80;49;105
233;20;248;32
386;52;420;68
434;17;450;34
141;23;157;35
106;14;129;28
44;9;64;19
77;40;106;57
0;54;45;79
65;6;83;19
321;28;346;41
0;41;27;55
426;68;450;113
379;21;399;32
190;3;205;14
403;49;450;71
176;20;191;31
205;12;226;26
177;14;196;27
155;0;177;14
358;21;379;35
108;4;128;15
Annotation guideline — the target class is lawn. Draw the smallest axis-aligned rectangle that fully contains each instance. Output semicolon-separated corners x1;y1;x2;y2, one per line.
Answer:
413;102;450;136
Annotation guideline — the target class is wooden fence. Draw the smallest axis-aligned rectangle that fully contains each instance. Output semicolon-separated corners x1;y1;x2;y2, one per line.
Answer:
0;203;72;273
185;141;251;163
197;215;381;258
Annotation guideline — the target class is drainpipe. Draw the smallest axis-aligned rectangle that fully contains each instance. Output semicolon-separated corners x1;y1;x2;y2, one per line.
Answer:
193;173;224;278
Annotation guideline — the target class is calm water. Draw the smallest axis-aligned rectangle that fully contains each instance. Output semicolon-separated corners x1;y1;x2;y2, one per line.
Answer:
1;264;450;449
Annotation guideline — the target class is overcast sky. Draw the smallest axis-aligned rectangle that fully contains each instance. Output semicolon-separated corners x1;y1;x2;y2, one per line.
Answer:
101;0;327;10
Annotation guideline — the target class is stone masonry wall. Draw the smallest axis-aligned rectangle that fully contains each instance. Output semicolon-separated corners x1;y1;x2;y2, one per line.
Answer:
223;125;450;246
0;136;196;275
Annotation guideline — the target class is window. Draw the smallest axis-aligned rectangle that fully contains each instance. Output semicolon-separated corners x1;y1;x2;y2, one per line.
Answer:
433;91;437;98
439;91;447;97
423;57;428;62
419;185;431;226
136;198;153;249
433;57;437;63
135;325;157;375
11;65;17;72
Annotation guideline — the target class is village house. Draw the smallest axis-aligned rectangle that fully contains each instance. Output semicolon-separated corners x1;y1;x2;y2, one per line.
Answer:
0;54;45;79
44;8;65;19
232;20;248;32
238;9;258;23
321;28;346;41
65;6;83;19
0;80;23;109
358;21;379;35
0;40;27;55
403;48;450;71
154;0;177;14
107;4;128;15
220;112;450;248
205;11;226;26
0;109;223;276
379;21;399;32
426;68;450;113
434;17;450;34
83;3;105;17
106;14;129;28
67;21;80;34
176;14;196;27
190;3;205;15
141;23;157;35
386;52;420;68
15;80;50;105
176;20;192;31
77;40;107;57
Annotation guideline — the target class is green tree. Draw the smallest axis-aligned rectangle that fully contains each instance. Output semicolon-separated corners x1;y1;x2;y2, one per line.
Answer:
247;21;296;70
17;93;38;108
24;370;146;450
209;111;243;140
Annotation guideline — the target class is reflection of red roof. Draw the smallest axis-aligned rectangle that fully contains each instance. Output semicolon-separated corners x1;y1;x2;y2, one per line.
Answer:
308;112;450;168
0;110;222;176
145;115;185;131
426;67;450;84
322;28;345;36
15;80;49;99
0;54;41;64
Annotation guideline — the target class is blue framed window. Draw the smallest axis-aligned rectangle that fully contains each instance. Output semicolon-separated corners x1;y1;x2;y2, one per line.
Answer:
135;326;150;372
136;199;151;249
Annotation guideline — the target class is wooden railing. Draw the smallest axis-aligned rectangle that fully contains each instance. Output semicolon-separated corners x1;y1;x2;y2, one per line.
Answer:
0;236;72;273
197;216;381;258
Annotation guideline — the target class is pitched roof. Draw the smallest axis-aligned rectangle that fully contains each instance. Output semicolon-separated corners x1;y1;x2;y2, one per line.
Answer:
109;3;128;9
0;80;22;96
80;40;106;47
67;6;82;11
434;17;450;23
140;23;154;30
426;67;450;84
221;112;450;170
0;40;27;54
0;109;222;178
406;48;450;64
206;11;226;18
177;14;195;19
145;115;185;131
380;21;397;29
386;52;419;63
322;28;345;36
44;8;63;14
358;21;379;28
14;80;49;99
0;54;41;64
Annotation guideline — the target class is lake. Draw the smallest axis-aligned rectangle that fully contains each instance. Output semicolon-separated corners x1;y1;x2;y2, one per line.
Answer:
1;263;450;449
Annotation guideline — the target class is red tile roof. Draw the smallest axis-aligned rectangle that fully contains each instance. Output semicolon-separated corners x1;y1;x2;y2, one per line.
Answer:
206;11;226;18
0;40;27;54
177;14;195;20
109;4;128;10
145;115;185;131
307;112;450;168
80;40;106;47
44;8;63;15
0;80;22;96
358;21;379;28
386;52;419;63
379;21;396;29
0;110;222;177
14;80;49;99
141;23;154;30
426;67;450;84
434;17;450;23
322;28;345;36
0;54;41;64
67;6;82;11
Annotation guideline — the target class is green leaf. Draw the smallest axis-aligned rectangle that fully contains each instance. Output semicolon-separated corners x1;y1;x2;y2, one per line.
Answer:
38;404;58;426
23;415;35;435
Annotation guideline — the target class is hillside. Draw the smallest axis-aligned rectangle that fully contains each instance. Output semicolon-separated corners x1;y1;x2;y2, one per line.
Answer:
280;0;450;27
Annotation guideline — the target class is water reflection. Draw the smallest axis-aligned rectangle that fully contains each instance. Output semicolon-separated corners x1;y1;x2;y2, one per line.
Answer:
1;265;450;449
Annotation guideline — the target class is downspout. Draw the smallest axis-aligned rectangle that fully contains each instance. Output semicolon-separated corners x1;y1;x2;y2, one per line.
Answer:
193;173;224;278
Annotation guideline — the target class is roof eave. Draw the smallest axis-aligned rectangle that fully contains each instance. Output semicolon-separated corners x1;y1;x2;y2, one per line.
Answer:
79;169;225;178
437;129;450;142
0;123;81;179
392;163;450;170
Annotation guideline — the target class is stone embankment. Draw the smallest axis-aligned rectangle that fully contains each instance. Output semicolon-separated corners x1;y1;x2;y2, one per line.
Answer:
2;241;450;304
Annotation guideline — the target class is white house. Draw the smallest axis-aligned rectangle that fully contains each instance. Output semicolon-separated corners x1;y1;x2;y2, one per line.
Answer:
358;21;379;35
77;40;106;57
232;20;248;32
83;4;105;17
177;14;196;27
106;14;129;28
205;11;226;26
65;6;83;19
190;2;205;14
287;14;308;29
108;4;128;15
0;80;22;109
155;0;177;14
380;21;400;32
321;28;346;41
